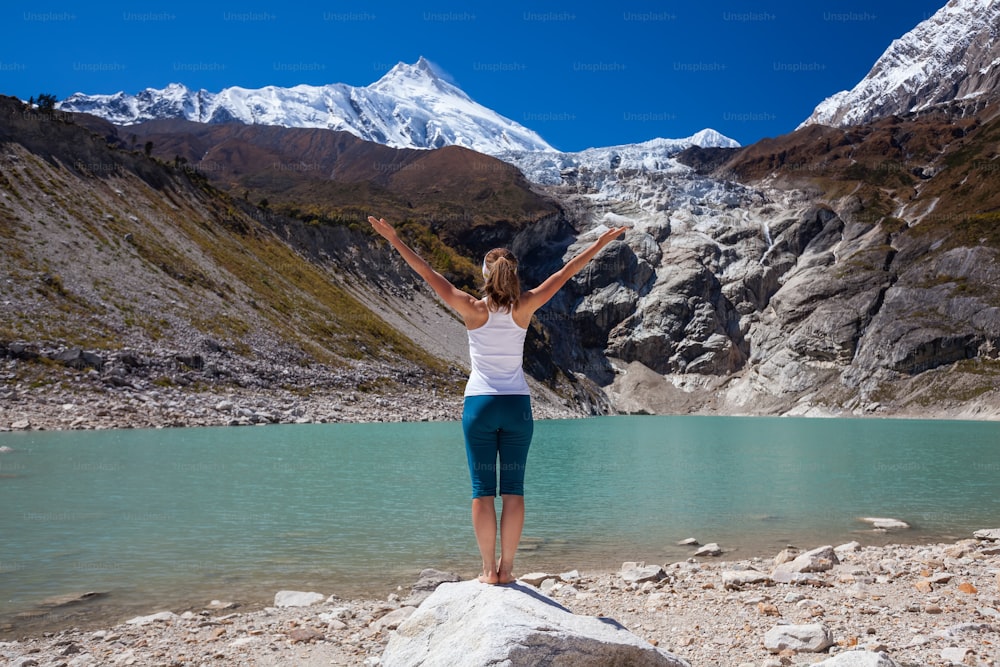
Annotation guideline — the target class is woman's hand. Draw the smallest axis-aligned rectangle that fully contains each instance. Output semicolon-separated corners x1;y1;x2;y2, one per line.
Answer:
598;226;628;247
368;215;398;242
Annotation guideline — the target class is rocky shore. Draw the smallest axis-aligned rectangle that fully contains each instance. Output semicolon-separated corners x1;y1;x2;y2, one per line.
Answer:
2;533;997;666
0;343;581;433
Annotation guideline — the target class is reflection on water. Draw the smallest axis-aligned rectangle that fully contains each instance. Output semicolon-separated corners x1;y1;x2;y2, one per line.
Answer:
1;415;998;636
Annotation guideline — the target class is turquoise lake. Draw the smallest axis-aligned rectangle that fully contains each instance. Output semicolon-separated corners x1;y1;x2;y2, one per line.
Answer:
1;415;999;636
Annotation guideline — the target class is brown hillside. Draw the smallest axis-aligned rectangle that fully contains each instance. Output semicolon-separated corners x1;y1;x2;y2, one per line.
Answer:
126;121;557;237
713;103;1000;224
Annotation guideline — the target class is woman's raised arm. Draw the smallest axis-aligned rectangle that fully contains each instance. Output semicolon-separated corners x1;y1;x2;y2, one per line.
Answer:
368;216;481;320
519;226;628;315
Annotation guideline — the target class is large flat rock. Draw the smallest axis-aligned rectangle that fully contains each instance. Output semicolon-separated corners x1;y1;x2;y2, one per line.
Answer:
382;580;690;666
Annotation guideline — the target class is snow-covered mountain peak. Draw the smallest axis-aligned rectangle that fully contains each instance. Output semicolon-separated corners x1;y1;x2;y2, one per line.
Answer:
800;0;1000;128
58;58;553;154
371;57;464;98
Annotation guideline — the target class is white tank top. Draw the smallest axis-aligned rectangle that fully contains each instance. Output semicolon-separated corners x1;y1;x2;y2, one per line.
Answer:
464;307;530;396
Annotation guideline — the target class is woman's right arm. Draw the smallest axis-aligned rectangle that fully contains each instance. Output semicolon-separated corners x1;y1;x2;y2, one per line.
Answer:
519;226;628;315
368;216;480;319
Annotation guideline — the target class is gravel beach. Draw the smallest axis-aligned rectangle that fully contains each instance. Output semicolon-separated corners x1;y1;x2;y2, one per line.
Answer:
1;535;997;666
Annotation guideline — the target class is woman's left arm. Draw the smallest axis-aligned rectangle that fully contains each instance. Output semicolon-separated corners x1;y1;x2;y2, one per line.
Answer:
519;225;628;315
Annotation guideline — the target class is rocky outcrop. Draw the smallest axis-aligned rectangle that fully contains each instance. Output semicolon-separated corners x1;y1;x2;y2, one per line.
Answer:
381;580;690;666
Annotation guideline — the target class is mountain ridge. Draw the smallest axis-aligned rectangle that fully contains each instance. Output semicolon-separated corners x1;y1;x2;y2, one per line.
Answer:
801;0;1000;128
57;57;555;155
55;58;739;168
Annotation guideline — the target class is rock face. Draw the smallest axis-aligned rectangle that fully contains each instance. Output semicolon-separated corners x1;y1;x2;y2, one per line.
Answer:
381;580;690;667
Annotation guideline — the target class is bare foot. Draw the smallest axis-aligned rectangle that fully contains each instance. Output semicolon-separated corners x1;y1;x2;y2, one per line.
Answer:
496;559;515;584
477;570;499;585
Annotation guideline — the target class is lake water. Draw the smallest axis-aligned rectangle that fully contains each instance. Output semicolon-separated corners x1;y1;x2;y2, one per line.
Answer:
1;415;999;637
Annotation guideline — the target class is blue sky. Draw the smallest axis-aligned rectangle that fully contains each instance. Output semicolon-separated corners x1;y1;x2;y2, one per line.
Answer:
2;1;946;151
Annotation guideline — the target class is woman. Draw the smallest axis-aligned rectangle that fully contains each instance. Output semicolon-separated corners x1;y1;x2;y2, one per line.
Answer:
368;215;627;584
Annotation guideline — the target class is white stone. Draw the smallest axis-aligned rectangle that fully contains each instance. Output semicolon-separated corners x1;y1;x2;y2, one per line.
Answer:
560;569;581;581
620;562;665;584
228;637;258;648
694;543;722;557
722;569;771;589
381;580;690;666
860;517;910;530
319;606;352;622
10;420;29;431
125;611;178;626
835;541;862;553
677;538;699;546
772;545;839;576
813;651;900;666
273;590;325;607
763;623;833;653
974;528;1000;541
940;647;974;663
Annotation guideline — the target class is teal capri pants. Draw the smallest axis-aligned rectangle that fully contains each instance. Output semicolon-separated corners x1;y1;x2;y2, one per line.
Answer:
462;395;533;498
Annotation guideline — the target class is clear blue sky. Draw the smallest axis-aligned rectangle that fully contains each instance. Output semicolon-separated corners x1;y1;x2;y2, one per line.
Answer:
1;1;946;151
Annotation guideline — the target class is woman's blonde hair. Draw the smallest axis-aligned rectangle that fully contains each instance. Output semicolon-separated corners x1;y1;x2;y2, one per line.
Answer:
482;248;521;311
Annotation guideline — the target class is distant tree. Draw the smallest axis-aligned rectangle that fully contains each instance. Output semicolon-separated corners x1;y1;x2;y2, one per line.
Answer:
35;93;57;112
173;155;188;169
144;141;153;158
258;198;269;210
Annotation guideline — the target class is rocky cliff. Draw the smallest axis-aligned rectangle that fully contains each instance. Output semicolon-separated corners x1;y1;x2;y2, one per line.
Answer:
526;104;1000;419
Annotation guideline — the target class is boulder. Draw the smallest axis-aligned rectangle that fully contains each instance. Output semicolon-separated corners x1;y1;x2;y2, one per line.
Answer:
53;348;104;371
974;528;1000;541
7;342;39;361
834;541;862;554
722;569;772;590
273;590;325;607
763;623;833;653
620;561;666;584
694;543;722;557
772;545;839;576
382;580;690;666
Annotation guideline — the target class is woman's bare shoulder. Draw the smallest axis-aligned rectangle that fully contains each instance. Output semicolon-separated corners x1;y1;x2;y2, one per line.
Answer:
465;298;490;330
